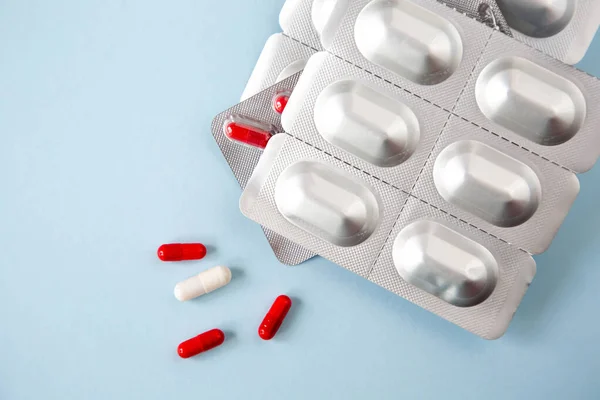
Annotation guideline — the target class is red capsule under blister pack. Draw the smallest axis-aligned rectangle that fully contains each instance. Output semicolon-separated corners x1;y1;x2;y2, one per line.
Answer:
223;115;274;149
157;243;206;262
259;295;292;340
178;328;225;358
272;90;291;114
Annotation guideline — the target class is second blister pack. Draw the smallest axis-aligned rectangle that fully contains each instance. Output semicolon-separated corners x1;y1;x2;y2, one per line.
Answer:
280;0;599;64
280;0;512;51
281;51;581;254
244;0;515;102
240;133;536;339
280;0;600;173
495;0;600;64
241;33;317;101
212;73;315;265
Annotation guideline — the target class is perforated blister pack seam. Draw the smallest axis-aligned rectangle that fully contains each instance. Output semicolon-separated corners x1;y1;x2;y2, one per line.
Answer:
437;0;599;65
366;196;535;339
279;27;545;252
280;122;559;255
358;0;600;75
228;0;595;264
282;0;600;78
277;113;575;255
282;32;575;173
269;40;549;254
276;35;589;255
278;0;599;173
278;130;532;255
366;29;498;273
412;116;579;255
240;133;536;338
233;0;593;337
241;134;410;277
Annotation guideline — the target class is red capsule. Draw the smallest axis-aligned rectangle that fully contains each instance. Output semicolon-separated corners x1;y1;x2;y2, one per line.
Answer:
258;295;292;340
178;329;225;358
273;91;291;114
157;243;206;262
223;115;273;149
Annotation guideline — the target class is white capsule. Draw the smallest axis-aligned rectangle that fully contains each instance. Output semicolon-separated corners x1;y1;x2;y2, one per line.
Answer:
174;266;232;302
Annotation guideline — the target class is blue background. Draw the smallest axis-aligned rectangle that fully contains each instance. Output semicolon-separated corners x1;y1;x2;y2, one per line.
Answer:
1;1;599;398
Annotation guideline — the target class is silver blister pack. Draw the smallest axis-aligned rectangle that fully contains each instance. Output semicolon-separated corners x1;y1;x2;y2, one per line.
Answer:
284;0;496;111
240;134;409;278
212;73;316;266
281;52;450;192
411;116;579;254
281;0;600;171
254;0;509;102
454;29;600;173
368;196;536;339
280;0;512;51
282;51;581;254
241;33;317;101
240;134;536;338
495;0;600;64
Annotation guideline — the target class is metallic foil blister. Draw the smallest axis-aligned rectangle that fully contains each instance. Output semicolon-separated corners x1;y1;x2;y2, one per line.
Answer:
280;51;584;254
455;29;600;173
495;0;600;64
240;134;536;338
368;196;536;340
310;0;495;111
411;116;580;255
240;134;409;278
226;0;599;338
280;0;512;51
281;52;450;192
281;0;600;171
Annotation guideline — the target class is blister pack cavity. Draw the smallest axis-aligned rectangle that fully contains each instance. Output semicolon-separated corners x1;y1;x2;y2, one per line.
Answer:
496;0;600;64
282;51;583;254
212;73;315;266
240;134;536;339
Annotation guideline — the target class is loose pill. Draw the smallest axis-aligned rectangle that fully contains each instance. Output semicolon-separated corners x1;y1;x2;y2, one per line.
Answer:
174;265;232;302
258;295;292;340
223;115;273;149
157;243;206;262
178;329;225;358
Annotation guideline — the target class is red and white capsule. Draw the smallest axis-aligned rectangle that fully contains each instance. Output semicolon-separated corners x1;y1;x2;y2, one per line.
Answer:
177;328;225;358
223;115;274;149
272;90;291;114
258;295;292;340
157;243;206;262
